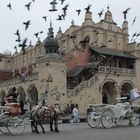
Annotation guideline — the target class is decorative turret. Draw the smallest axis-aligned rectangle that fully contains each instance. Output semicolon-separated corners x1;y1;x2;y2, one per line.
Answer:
104;5;114;23
56;27;63;38
82;10;95;26
122;20;128;34
44;21;59;54
47;21;54;39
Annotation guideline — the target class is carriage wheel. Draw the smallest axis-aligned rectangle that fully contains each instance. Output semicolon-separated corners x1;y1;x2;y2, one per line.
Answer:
0;114;10;134
114;116;124;126
0;123;9;134
130;113;139;126
7;116;25;135
87;112;100;128
101;109;115;128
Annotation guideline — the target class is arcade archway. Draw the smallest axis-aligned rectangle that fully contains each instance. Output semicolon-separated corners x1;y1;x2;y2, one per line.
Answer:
101;81;117;104
120;81;134;97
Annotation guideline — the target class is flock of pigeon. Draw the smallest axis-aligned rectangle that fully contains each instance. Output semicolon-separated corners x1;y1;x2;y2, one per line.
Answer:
3;0;139;54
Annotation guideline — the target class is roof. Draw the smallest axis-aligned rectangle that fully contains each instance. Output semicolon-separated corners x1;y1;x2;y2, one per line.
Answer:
67;66;84;77
91;47;136;59
44;38;59;48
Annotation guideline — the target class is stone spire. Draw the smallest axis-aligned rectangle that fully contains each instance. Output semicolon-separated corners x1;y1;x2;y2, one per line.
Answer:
122;20;128;34
56;27;63;38
47;21;54;39
122;8;130;34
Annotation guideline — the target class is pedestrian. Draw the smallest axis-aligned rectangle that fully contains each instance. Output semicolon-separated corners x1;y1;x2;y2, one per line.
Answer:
87;105;93;115
17;86;26;114
6;87;17;103
72;104;79;123
64;104;71;116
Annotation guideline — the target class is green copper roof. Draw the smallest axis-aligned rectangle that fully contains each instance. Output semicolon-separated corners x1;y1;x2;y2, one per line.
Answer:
67;66;84;77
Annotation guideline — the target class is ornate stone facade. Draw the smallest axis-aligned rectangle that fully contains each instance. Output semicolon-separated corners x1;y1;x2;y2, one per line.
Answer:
0;9;140;114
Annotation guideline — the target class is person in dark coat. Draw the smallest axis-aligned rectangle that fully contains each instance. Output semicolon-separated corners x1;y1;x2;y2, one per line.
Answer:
17;86;26;114
6;87;17;103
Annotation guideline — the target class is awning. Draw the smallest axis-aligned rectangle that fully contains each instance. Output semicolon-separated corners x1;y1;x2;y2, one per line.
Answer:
67;66;84;77
91;47;136;59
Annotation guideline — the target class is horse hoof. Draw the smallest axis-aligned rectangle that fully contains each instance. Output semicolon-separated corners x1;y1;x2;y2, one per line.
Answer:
42;131;45;133
32;130;36;133
36;131;39;134
50;129;54;132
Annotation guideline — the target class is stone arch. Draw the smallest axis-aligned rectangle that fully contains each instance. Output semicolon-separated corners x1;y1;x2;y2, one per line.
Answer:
27;84;38;106
100;79;118;104
119;80;135;97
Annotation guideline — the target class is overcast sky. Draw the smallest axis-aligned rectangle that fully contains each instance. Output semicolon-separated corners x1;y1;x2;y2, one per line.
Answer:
0;0;139;54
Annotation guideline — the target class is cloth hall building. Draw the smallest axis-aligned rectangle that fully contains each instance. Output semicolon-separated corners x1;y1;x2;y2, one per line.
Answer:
0;9;140;113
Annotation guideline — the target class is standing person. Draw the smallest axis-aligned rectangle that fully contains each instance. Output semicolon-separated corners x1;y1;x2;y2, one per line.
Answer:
72;104;79;123
0;89;6;106
17;86;26;114
6;87;17;103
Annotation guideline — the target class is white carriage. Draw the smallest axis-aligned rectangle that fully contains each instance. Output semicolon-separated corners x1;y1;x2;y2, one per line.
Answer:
87;97;140;128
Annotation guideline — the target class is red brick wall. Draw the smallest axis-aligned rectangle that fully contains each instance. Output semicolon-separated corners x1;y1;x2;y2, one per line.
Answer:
65;46;91;71
0;70;12;81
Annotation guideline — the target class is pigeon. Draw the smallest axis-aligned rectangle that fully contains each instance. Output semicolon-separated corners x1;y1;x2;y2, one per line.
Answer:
85;4;91;13
123;7;131;14
19;38;28;54
15;36;21;42
123;7;131;19
7;3;12;10
40;31;43;34
76;9;81;16
23;20;31;30
42;16;47;21
49;4;57;11
25;2;32;11
132;16;136;25
34;32;39;38
98;9;104;18
62;4;69;15
14;29;20;37
56;15;63;20
59;0;65;5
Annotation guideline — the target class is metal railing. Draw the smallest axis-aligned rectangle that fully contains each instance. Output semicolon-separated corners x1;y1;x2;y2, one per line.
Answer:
67;74;98;96
99;66;135;75
67;66;135;96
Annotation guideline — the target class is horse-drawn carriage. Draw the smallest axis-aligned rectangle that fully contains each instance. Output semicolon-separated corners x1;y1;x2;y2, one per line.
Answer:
87;97;140;128
0;102;26;135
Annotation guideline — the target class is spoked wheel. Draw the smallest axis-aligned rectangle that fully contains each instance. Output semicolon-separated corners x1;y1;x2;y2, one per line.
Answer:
101;109;115;128
87;112;100;128
130;113;139;126
0;113;10;134
0;123;9;134
7;116;25;135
